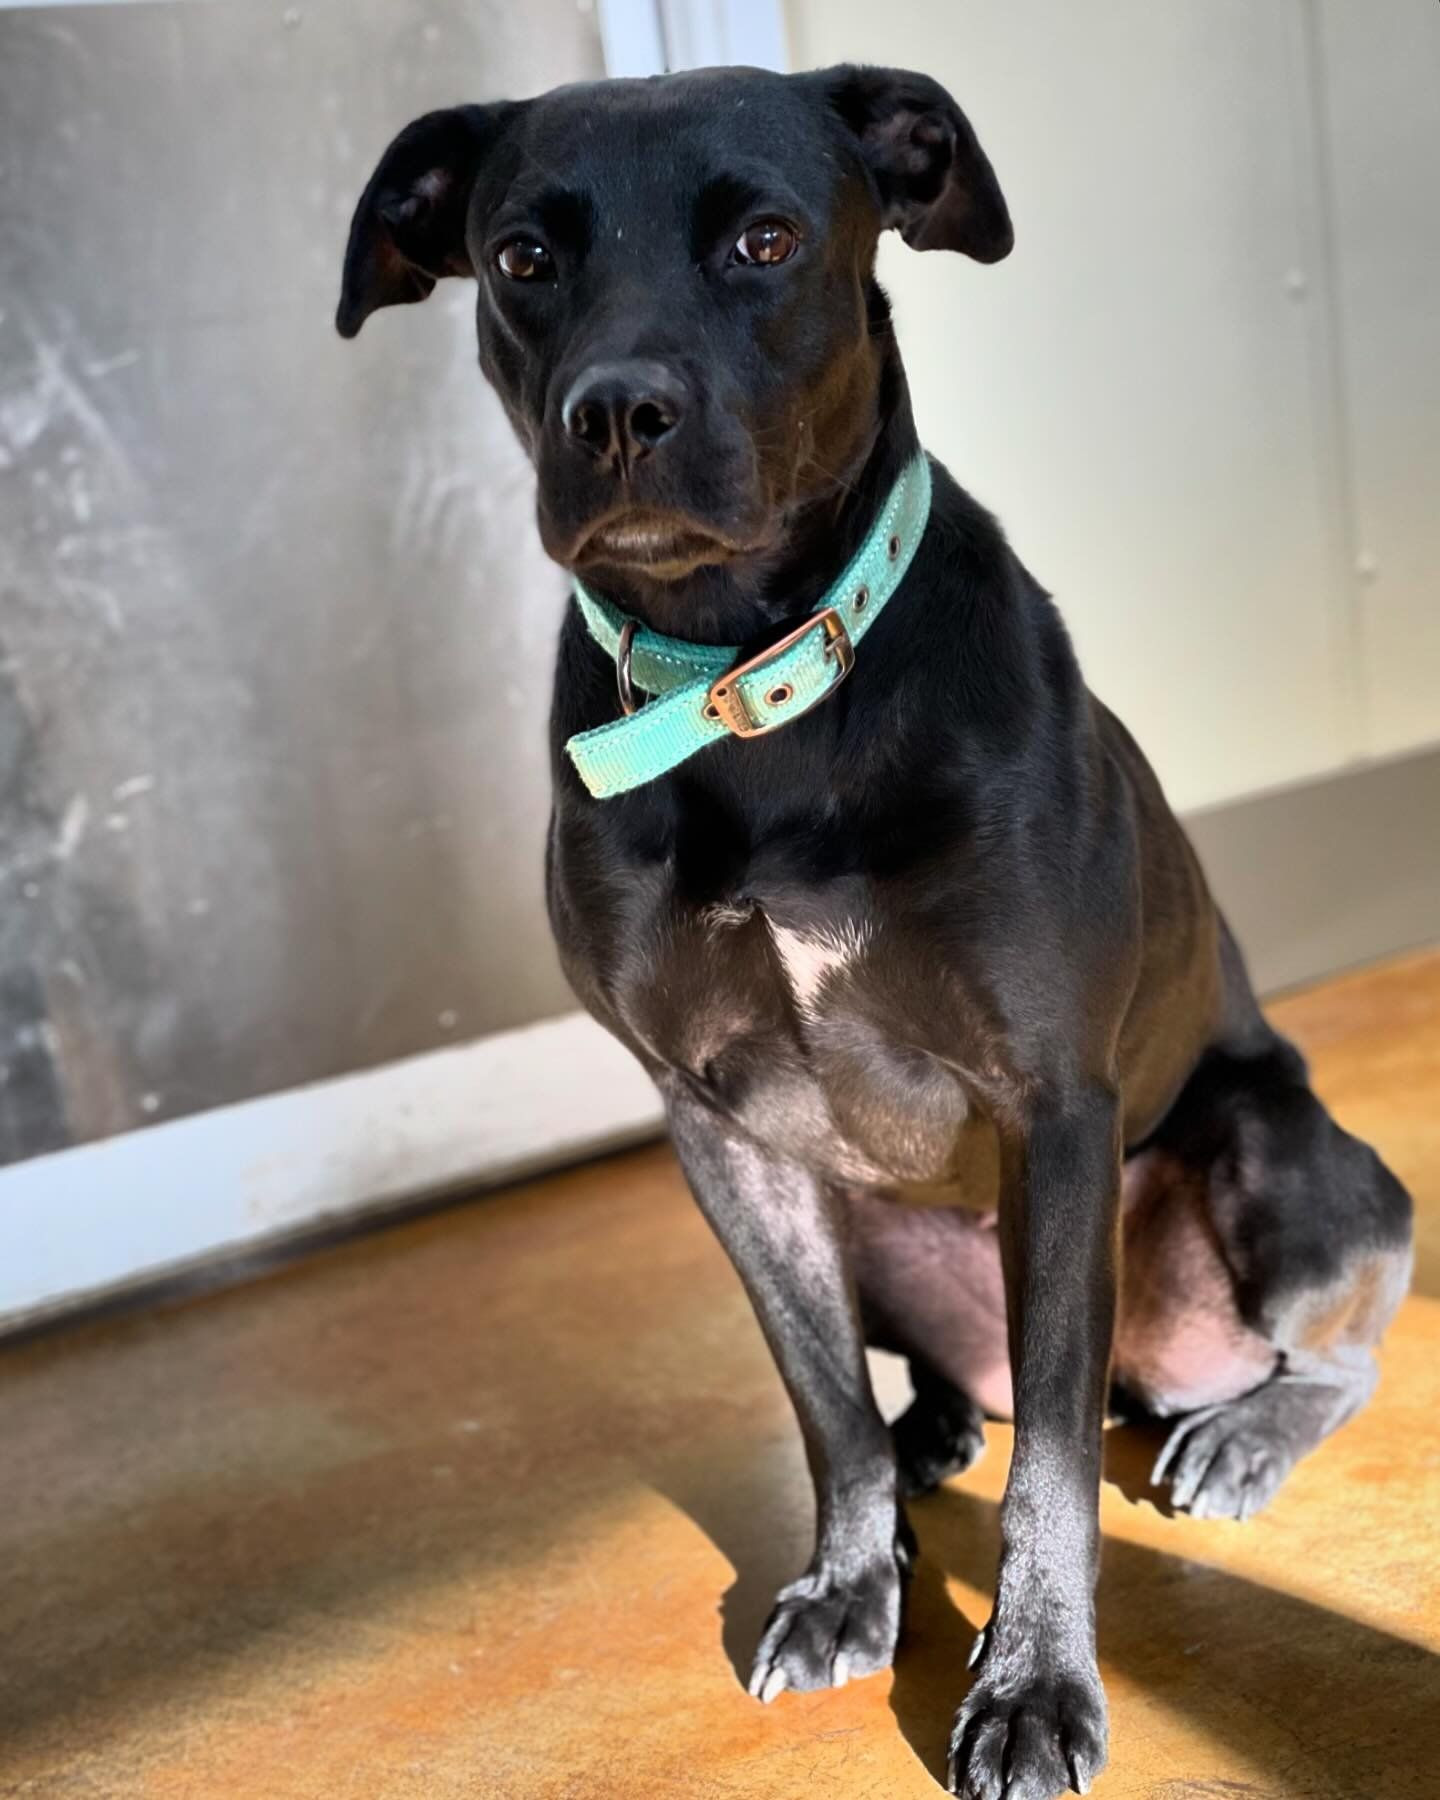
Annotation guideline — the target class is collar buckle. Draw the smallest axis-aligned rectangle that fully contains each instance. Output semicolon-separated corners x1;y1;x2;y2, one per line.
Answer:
704;607;855;739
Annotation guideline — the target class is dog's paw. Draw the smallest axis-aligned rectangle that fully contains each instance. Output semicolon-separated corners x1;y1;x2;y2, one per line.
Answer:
892;1389;986;1498
1153;1404;1291;1521
948;1649;1107;1800
748;1542;908;1701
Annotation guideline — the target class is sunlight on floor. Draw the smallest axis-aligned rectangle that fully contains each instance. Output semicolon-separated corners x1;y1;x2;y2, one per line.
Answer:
3;950;1437;1798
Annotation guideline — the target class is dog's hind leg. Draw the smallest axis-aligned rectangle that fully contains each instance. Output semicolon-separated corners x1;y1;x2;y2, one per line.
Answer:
1139;1038;1412;1521
1153;1345;1379;1520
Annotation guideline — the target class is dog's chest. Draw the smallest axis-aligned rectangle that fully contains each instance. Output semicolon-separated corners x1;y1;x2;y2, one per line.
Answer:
614;891;977;1190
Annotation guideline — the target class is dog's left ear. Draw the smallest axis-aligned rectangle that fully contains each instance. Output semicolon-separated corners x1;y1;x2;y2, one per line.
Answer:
810;65;1013;262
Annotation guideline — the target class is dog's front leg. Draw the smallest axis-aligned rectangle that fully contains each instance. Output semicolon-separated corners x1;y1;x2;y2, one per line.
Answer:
949;1081;1119;1800
667;1091;910;1700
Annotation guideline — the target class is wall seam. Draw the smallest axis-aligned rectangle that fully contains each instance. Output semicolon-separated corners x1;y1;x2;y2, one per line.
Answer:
1294;0;1371;761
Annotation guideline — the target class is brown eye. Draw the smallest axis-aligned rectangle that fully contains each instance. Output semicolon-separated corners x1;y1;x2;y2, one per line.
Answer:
496;238;554;282
733;219;799;267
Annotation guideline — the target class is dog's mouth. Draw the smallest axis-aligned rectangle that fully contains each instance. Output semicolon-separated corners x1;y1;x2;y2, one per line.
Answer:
570;509;752;578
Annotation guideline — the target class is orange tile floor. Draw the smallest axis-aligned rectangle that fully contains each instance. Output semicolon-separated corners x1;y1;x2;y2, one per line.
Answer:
3;950;1438;1798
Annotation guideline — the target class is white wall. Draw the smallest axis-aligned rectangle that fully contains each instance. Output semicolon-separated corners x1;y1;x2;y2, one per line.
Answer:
785;0;1440;813
1317;0;1440;761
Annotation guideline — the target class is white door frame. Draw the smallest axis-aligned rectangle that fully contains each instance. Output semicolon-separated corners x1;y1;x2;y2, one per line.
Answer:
598;0;787;76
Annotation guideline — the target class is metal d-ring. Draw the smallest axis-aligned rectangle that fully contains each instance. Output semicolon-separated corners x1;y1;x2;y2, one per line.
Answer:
616;618;640;716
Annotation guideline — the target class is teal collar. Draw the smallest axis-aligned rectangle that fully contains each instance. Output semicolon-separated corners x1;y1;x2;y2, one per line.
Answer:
566;451;933;799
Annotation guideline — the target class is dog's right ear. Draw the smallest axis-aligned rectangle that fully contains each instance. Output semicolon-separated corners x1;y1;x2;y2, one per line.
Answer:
336;103;517;339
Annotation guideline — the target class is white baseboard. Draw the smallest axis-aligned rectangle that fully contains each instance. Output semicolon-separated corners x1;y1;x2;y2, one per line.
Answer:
0;1011;663;1332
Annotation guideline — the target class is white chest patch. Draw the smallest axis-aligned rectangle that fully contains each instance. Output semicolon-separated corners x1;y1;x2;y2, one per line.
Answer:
767;919;872;1013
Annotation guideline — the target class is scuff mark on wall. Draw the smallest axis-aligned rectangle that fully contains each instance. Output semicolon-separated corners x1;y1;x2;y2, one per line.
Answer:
52;793;88;861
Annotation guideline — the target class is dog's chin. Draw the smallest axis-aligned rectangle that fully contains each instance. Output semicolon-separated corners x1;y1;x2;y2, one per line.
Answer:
565;512;756;582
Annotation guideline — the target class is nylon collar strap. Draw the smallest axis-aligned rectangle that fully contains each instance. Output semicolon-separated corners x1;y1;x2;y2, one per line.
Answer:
566;452;932;799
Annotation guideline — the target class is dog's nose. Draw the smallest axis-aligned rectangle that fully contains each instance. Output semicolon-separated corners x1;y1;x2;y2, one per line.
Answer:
561;361;686;473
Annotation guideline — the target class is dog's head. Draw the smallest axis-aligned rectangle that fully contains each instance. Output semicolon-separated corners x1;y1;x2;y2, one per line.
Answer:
337;66;1009;585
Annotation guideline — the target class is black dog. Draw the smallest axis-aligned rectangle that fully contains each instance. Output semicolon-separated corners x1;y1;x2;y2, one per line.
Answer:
337;66;1413;1798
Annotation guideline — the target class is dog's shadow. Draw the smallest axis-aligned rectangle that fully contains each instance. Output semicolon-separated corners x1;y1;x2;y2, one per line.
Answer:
656;1424;1440;1796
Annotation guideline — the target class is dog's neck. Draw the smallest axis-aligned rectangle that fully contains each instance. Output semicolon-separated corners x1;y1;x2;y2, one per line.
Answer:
572;360;922;649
